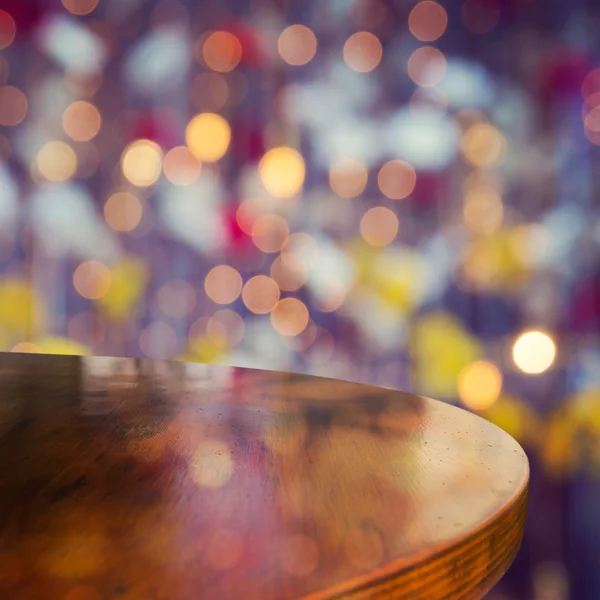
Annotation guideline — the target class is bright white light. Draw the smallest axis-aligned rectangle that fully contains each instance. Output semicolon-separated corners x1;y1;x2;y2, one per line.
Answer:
436;59;494;109
385;106;460;170
125;26;190;94
29;184;119;261
0;164;18;229
158;174;226;255
37;16;106;75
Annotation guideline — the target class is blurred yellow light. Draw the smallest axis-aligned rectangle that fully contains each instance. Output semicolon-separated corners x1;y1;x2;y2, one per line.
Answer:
512;330;556;374
202;31;243;73
461;0;500;35
329;158;368;198
242;275;280;314
409;2;448;42
463;186;503;234
36;336;90;356
0;280;41;343
185;113;231;163
278;25;318;66
259;147;305;198
0;86;28;126
36;141;77;182
96;257;148;321
61;0;99;15
270;256;306;292
204;265;243;305
157;280;196;319
377;160;417;200
0;11;16;50
121;139;163;187
191;440;233;488
461;123;506;167
104;192;143;232
251;214;290;253
360;207;399;247
73;261;112;300
163;146;202;186
408;46;447;87
271;298;310;336
62;101;101;142
457;360;502;410
343;32;383;73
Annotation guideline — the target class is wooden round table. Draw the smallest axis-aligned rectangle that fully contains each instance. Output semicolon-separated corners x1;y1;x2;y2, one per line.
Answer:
0;353;528;600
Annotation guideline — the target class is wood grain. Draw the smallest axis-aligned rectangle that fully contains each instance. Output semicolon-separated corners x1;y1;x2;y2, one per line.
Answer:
0;353;529;600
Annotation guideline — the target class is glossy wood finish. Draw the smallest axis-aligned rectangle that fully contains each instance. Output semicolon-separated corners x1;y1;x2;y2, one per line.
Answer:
0;353;529;600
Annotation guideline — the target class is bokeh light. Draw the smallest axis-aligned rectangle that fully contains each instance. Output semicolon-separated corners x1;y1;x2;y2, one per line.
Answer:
121;139;163;187
270;256;306;292
242;275;280;314
157;280;196;319
205;265;243;305
236;199;260;235
259;147;305;198
36;141;77;182
206;530;244;571
251;214;290;253
360;207;399;247
208;309;245;347
329;158;368;198
457;360;503;410
278;25;318;67
0;86;28;127
280;534;319;577
377;160;417;200
343;32;383;73
409;2;448;42
62;101;102;142
139;321;178;359
281;233;319;273
104;192;143;232
185;113;231;162
73;261;112;300
61;0;99;16
271;297;310;336
461;123;506;166
163;146;202;186
201;31;243;73
0;11;16;50
190;73;229;111
512;330;557;375
461;0;501;34
463;186;503;234
191;440;234;488
408;46;447;87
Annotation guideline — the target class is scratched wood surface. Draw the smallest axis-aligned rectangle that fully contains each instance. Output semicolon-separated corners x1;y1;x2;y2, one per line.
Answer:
0;352;529;600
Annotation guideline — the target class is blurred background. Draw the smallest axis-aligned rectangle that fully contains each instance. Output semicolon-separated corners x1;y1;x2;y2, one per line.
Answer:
0;0;599;597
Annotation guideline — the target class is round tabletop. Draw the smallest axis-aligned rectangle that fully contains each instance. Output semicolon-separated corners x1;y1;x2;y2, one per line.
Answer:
0;353;528;600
